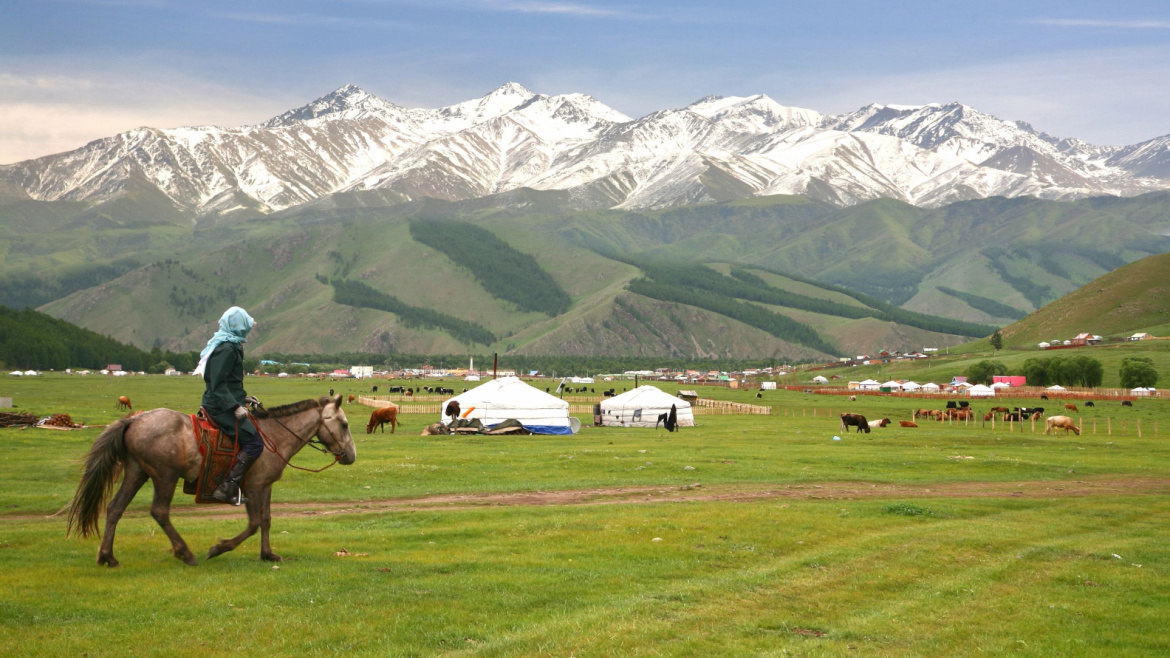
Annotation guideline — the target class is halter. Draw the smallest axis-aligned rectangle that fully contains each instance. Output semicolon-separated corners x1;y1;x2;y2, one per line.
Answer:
251;404;345;473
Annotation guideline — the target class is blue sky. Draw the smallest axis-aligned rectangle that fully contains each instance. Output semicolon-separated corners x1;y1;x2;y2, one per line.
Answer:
3;0;1170;162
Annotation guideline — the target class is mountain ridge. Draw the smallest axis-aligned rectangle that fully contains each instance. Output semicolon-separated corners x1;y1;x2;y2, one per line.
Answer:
4;83;1168;217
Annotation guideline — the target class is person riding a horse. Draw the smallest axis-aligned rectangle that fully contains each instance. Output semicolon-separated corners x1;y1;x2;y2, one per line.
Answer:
195;306;261;504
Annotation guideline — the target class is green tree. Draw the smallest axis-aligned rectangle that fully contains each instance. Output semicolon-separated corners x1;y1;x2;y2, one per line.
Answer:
989;330;1003;351
965;360;1007;385
1120;357;1159;388
1020;357;1049;387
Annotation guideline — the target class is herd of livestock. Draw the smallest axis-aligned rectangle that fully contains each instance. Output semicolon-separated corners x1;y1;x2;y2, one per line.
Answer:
837;398;1139;436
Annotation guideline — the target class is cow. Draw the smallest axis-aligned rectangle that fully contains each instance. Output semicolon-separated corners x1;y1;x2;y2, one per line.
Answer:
756;392;763;399
116;396;132;411
329;388;334;397
899;420;918;428
1040;394;1048;400
366;405;399;434
983;412;995;422
1064;403;1079;413
947;409;974;421
868;418;891;429
371;385;379;393
348;394;356;404
444;400;461;426
990;406;1010;413
840;413;871;433
405;389;413;397
1084;400;1095;407
946;401;958;409
1122;400;1133;407
1003;412;1022;422
1045;415;1081;435
1019;407;1044;417
1031;411;1042;421
850;395;856;402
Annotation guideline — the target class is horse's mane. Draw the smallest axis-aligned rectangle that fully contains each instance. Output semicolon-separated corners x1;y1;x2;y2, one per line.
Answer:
251;398;324;419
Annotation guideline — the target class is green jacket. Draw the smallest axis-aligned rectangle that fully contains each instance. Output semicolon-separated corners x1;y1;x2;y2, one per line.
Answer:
201;342;247;413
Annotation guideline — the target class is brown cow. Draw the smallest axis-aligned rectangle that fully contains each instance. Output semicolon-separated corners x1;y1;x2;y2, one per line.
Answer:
348;394;356;404
990;406;1009;413
1064;403;1079;413
867;418;891;429
946;409;973;421
899;420;918;428
1031;411;1042;421
1045;415;1080;435
840;413;871;433
366;405;399;434
116;396;132;410
983;412;995;422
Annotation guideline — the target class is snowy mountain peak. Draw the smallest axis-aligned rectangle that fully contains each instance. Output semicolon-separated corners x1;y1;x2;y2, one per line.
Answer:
262;84;401;128
687;93;822;132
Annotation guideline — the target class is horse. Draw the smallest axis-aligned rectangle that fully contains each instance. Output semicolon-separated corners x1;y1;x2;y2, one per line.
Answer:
367;405;399;434
116;396;132;410
67;395;356;567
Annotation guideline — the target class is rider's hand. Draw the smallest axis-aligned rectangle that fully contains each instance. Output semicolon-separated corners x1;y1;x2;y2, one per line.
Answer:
234;406;248;420
244;395;261;408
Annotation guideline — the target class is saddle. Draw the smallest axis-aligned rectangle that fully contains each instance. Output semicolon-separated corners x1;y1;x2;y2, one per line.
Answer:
183;408;242;504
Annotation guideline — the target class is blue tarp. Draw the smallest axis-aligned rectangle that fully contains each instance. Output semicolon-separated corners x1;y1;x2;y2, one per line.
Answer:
489;423;573;435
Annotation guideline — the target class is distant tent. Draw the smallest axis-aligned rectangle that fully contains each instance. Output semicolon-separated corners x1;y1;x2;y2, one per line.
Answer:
599;386;694;428
881;380;902;391
8;371;22;376
858;379;881;390
277;372;289;378
812;375;829;384
1132;387;1151;397
1045;385;1066;391
968;384;996;397
23;370;38;376
1038;342;1050;349
990;382;1011;388
921;382;941;392
439;376;575;435
901;381;922;391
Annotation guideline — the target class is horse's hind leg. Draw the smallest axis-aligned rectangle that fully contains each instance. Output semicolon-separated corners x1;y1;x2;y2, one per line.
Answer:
97;461;149;568
256;488;281;562
149;474;197;566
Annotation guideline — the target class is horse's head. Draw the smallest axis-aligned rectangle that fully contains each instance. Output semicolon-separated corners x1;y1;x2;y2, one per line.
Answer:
319;395;357;465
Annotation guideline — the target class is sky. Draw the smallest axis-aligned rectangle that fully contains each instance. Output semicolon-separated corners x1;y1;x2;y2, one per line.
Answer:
3;0;1170;163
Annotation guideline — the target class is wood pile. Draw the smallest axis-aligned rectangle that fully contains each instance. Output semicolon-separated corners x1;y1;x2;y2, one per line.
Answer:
45;413;80;428
0;412;38;428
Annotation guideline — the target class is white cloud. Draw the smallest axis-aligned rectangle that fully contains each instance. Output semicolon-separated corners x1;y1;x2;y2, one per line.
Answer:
1025;18;1170;29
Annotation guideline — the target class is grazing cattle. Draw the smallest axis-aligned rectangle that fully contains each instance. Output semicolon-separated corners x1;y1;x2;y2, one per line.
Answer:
1045;415;1081;435
946;401;958;409
1031;411;1042;421
366;405;399;434
462;388;468;393
849;395;857;402
840;413;871;434
1040;394;1048;400
372;385;378;393
348;395;356;404
990;406;1010;413
1019;407;1044;417
899;420;918;428
914;408;931;419
329;388;334;397
1003;412;1021;422
1064;403;1079;413
947;409;973;421
1122;400;1133;407
1084;400;1094;407
868;418;891;429
116;396;132;411
389;386;404;394
603;389;616;397
405;389;413;397
959;401;969;409
444;401;461;425
756;392;763;399
983;412;995;422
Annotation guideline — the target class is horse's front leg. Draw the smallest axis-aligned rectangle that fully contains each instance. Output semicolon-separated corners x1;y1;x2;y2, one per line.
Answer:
149;472;197;566
206;486;262;560
97;460;149;567
257;488;281;562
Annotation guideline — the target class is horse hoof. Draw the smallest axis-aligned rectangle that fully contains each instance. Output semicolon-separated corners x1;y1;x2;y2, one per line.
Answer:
97;555;120;568
261;552;283;562
206;544;227;560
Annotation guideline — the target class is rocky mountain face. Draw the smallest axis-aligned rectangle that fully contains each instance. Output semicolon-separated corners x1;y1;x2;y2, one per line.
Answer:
3;83;1168;217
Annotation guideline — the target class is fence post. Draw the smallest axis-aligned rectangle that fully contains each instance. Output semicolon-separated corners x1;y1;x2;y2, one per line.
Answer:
1093;418;1096;435
1108;417;1111;435
1123;419;1126;436
1009;415;1013;433
1079;417;1082;434
1031;416;1035;433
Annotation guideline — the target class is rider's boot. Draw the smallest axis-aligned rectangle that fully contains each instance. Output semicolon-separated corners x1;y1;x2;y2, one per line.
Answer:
212;452;257;505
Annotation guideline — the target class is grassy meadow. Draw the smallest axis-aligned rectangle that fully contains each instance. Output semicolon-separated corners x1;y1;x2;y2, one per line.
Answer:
1;373;1168;656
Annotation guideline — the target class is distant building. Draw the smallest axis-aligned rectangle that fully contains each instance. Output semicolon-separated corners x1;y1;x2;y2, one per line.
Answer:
1130;333;1152;341
106;364;122;372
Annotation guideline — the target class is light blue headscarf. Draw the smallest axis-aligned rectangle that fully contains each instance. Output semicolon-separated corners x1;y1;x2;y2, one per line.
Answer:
199;306;255;360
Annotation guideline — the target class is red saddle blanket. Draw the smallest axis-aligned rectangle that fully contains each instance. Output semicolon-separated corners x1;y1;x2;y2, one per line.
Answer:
184;411;241;504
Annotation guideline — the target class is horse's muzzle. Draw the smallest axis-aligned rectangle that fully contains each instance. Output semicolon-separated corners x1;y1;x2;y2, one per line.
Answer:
338;446;357;465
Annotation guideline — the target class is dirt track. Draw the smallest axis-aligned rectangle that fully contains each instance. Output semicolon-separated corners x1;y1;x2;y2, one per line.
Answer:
180;477;1170;518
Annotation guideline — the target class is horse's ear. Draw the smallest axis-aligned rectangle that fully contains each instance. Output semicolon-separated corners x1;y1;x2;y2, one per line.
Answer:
335;394;343;407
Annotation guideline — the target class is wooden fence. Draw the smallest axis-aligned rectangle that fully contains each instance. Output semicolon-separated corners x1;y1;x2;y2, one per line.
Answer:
781;385;1158;402
358;396;773;415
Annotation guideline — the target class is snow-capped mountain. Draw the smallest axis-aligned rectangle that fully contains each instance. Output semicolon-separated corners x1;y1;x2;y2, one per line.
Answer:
2;83;1168;217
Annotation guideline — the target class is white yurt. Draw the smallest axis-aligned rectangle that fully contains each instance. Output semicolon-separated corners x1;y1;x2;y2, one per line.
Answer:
968;384;996;397
812;375;828;384
599;385;695;428
277;372;289;378
1132;387;1151;397
858;379;881;390
8;371;22;376
991;381;1011;389
439;376;576;435
881;380;902;391
1038;342;1050;349
23;370;38;376
921;382;941;393
1046;385;1066;391
901;381;922;392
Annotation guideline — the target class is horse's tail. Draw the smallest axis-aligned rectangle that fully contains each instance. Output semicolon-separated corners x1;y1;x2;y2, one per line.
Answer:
67;418;132;538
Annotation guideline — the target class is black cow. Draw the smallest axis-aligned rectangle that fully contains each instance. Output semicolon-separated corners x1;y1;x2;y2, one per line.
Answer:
946;401;958;409
1085;401;1095;407
1122;400;1133;407
1041;395;1049;400
372;385;379;393
840;413;871;434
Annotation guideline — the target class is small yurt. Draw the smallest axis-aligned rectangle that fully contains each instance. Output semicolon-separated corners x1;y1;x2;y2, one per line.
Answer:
968;384;996;397
439;376;576;434
921;382;941;393
599;385;695;428
858;379;881;390
1046;385;1066;392
881;380;902;391
1132;387;1151;397
812;375;828;384
901;381;921;392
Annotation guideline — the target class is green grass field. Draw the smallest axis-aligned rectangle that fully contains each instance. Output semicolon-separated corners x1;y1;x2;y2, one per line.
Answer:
1;374;1168;656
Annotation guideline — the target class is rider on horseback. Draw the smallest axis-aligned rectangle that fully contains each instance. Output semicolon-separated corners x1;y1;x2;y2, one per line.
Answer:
195;306;261;505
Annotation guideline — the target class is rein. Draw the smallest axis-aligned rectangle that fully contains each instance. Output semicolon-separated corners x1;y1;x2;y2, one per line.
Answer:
251;409;343;473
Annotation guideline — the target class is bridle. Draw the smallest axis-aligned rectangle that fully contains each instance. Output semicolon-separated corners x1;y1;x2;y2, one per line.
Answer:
250;404;346;473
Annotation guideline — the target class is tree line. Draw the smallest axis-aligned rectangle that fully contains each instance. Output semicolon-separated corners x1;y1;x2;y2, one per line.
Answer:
0;306;197;371
936;286;1027;321
0;258;140;310
330;279;496;346
408;220;571;316
965;356;1108;388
